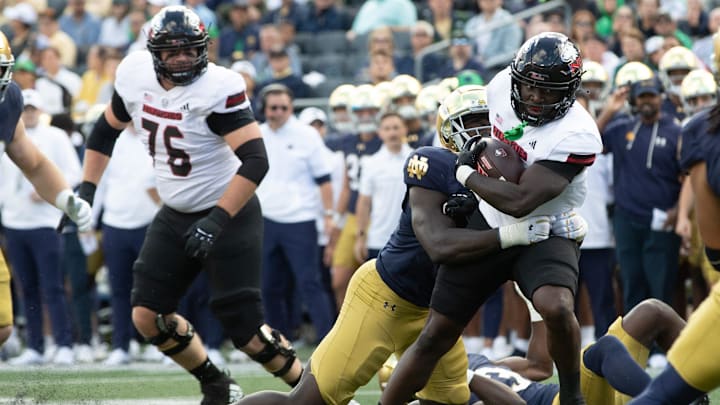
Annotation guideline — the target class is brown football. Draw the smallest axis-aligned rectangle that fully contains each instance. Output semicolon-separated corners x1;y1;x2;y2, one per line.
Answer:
475;138;525;183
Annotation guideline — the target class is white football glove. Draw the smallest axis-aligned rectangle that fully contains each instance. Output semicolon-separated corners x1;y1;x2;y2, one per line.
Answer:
498;215;551;249
551;211;587;243
55;189;93;232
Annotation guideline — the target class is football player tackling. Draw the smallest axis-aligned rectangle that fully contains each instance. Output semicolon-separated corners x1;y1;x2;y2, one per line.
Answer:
77;6;301;404
381;33;602;405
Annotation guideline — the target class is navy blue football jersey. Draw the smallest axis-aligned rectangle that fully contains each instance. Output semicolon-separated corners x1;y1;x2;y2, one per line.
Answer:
376;146;467;307
337;133;383;214
467;353;559;405
681;108;720;196
0;82;23;150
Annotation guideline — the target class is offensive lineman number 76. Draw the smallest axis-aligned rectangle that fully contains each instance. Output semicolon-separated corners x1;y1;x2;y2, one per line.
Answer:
142;118;192;177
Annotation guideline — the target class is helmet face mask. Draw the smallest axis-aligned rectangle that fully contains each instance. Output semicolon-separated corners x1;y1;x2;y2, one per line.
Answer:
437;85;490;152
510;33;583;126
0;32;14;103
147;6;208;86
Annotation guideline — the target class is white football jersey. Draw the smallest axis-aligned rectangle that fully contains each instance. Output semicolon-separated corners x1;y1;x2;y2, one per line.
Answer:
115;51;251;213
481;67;603;227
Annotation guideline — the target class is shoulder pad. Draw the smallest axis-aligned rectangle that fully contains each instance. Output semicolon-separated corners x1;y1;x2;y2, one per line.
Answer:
404;146;457;192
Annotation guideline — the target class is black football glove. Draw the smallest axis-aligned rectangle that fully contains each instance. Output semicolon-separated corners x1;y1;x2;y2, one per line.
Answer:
184;206;232;260
442;191;478;218
455;136;488;172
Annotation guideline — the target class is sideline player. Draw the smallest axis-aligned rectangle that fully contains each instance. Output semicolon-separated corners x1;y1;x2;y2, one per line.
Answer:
381;33;602;405
0;32;92;349
237;86;586;405
628;41;720;405
77;6;301;404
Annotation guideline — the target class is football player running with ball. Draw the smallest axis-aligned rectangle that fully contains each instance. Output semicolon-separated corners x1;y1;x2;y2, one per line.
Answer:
381;33;602;405
76;6;301;404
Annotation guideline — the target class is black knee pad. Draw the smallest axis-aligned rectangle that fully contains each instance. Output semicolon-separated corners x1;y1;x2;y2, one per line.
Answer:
147;314;194;356
246;326;297;378
210;288;264;346
706;247;720;271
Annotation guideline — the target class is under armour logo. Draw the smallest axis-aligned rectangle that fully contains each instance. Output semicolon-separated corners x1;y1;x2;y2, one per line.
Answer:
383;301;396;311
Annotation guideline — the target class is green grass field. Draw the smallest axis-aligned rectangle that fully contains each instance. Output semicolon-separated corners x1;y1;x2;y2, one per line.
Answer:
0;347;717;404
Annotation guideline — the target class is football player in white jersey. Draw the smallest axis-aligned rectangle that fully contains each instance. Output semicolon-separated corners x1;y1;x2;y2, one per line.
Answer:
75;6;301;404
381;33;602;405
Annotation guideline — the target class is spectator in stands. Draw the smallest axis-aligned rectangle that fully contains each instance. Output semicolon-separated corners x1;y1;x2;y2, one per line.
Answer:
230;60;259;114
359;49;396;85
98;0;131;50
614;28;647;77
3;90;81;366
443;32;486;78
257;47;311;98
127;0;169;52
593;0;623;39
75;45;111;118
297;0;352;33
37;9;77;70
251;24;301;84
38;46;81;99
679;0;710;37
353;111;413;262
3;3;38;61
185;0;218;30
655;10;693;49
602;78;683;312
607;5;637;57
692;7;720;69
59;0;101;69
348;0;418;37
261;0;306;31
645;35;665;70
219;0;260;63
395;21;444;81
464;0;522;70
256;84;336;342
12;59;39;90
419;0;467;41
579;34;620;80
127;10;146;45
570;9;597;43
636;0;660;38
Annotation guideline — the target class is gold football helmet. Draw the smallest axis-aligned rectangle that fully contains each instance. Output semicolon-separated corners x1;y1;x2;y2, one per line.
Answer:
390;74;422;119
436;85;491;152
328;84;355;134
415;84;444;132
351;84;383;133
680;69;717;116
581;61;610;116
0;32;15;102
439;76;459;94
658;46;699;95
614;61;655;89
374;80;395;109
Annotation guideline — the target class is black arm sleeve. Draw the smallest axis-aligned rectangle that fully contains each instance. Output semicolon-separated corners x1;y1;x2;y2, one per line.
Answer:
111;90;132;123
535;160;585;182
314;174;331;185
206;108;256;136
85;114;123;157
235;138;269;185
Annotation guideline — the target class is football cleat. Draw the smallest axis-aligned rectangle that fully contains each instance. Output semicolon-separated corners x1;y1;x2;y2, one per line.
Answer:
200;373;243;405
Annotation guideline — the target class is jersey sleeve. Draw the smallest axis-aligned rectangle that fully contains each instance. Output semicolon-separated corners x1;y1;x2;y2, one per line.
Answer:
679;112;706;172
545;130;603;166
404;147;455;193
2;82;23;144
210;68;252;114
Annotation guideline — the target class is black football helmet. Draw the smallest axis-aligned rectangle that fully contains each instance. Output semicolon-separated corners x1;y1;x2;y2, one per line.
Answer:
510;32;583;126
147;6;208;86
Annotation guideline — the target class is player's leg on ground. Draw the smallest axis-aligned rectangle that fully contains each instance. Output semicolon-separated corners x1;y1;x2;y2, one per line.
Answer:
629;283;720;404
380;309;466;405
582;335;650;396
237;359;327;405
533;285;584;404
621;298;686;352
